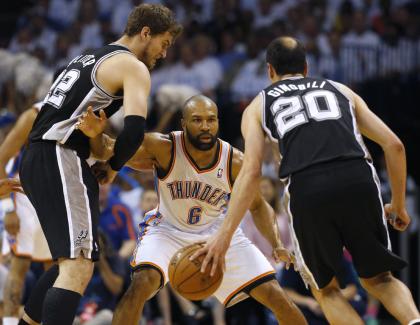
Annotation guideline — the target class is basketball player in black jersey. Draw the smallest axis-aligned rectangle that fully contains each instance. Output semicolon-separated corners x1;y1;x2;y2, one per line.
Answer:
194;37;420;325
18;4;181;325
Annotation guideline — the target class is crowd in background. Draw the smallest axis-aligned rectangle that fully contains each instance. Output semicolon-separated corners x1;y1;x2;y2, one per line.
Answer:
0;0;419;324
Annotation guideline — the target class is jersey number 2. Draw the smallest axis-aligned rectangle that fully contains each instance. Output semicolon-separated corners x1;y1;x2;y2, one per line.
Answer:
187;206;202;225
271;90;342;138
45;69;80;109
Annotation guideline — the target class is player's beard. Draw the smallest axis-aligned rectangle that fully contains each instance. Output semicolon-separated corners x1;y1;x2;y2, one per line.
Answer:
141;43;156;70
185;127;218;151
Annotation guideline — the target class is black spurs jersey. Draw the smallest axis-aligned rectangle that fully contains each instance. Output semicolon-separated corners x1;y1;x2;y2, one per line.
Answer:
29;44;133;159
261;76;369;179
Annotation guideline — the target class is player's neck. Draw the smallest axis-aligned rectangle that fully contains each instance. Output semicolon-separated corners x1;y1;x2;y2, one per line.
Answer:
184;138;218;168
113;35;142;57
271;73;304;83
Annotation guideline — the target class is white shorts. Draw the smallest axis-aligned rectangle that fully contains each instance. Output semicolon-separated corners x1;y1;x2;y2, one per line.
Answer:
2;192;52;261
130;215;275;307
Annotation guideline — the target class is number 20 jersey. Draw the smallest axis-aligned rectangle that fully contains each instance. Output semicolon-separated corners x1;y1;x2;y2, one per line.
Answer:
29;44;132;159
261;76;369;179
155;131;232;233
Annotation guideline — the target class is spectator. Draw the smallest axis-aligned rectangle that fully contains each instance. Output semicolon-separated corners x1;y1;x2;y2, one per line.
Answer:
47;0;81;30
98;184;136;260
192;34;223;97
133;189;159;232
341;10;380;84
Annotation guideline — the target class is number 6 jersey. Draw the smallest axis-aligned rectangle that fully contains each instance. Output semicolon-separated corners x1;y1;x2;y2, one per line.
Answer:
29;44;132;159
261;76;370;179
155;131;232;233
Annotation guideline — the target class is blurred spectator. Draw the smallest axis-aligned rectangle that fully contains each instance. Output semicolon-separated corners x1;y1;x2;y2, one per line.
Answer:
47;0;81;30
111;0;141;36
98;184;136;260
29;11;57;60
78;0;103;50
192;34;223;97
133;189;159;232
216;30;246;73
8;27;34;54
341;10;380;84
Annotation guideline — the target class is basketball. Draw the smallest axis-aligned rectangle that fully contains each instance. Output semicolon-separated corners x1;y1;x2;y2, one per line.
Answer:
168;243;224;301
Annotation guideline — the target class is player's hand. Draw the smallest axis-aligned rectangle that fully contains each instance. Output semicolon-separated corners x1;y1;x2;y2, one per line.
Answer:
4;211;20;236
0;178;23;197
75;106;107;138
272;244;294;270
91;162;118;185
189;231;231;277
385;203;410;231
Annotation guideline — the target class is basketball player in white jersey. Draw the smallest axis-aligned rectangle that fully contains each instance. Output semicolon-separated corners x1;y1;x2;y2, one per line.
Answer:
77;95;307;325
0;101;53;325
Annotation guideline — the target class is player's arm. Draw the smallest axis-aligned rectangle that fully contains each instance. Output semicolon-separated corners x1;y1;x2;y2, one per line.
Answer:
0;107;38;178
231;149;288;264
0;106;37;235
339;83;409;231
92;55;151;183
106;57;150;171
76;109;172;171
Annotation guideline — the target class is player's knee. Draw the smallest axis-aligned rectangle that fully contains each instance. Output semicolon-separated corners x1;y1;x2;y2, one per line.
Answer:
59;257;94;283
315;278;341;297
360;271;393;289
251;280;286;305
130;268;162;299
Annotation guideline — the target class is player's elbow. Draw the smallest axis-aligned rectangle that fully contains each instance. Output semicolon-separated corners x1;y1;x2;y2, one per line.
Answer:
384;137;405;155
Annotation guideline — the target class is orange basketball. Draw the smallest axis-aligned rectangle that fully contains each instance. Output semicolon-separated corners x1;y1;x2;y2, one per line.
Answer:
168;243;224;301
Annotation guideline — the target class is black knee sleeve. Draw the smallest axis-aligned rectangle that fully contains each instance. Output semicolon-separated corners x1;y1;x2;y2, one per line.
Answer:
24;265;59;323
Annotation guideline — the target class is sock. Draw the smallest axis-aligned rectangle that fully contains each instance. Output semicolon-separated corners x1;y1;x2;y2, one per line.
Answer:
408;319;420;325
24;265;59;323
17;320;29;325
3;317;19;325
42;287;81;325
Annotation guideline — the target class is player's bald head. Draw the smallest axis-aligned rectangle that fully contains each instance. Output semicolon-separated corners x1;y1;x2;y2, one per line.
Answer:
182;94;218;118
266;36;306;76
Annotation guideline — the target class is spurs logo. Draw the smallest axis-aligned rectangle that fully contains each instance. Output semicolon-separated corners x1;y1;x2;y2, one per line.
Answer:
75;230;88;247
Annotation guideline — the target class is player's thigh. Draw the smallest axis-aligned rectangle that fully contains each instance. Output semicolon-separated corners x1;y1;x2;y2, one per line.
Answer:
214;232;276;307
131;226;183;286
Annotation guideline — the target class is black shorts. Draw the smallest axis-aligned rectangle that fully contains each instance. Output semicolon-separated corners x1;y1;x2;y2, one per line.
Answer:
20;142;100;261
285;158;407;289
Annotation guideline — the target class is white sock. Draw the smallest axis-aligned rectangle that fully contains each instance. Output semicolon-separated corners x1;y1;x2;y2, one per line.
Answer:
408;319;420;325
2;317;19;325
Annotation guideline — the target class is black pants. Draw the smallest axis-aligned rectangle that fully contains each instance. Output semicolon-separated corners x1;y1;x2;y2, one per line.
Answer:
20;141;100;261
285;158;407;289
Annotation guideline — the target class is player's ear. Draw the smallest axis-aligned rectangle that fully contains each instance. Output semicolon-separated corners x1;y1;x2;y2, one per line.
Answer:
140;26;152;40
267;63;275;80
303;61;308;77
181;118;186;129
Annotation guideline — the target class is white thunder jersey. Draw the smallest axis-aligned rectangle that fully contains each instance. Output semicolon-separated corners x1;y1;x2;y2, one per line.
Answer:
133;131;275;306
156;131;232;232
